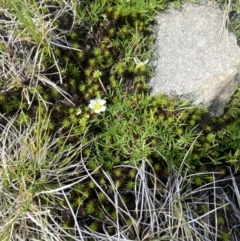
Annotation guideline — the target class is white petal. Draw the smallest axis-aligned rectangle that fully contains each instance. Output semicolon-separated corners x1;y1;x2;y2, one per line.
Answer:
94;109;101;113
90;99;96;105
100;106;106;112
100;99;106;105
89;100;96;109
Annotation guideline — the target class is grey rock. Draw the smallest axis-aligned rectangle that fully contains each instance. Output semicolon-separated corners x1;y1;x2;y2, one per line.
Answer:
149;0;240;116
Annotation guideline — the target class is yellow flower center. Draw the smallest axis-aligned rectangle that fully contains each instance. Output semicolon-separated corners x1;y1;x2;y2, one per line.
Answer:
94;103;102;110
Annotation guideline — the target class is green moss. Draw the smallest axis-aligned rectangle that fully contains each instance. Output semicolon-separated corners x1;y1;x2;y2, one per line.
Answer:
98;192;106;202
126;180;135;189
69;31;77;40
88;89;213;172
219;231;230;241
113;168;122;178
96;210;105;220
88;180;95;189
75;196;84;206
85;200;95;214
2;0;240;238
89;221;99;232
193;176;203;186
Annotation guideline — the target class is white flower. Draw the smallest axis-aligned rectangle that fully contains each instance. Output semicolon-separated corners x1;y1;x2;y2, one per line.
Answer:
89;98;106;113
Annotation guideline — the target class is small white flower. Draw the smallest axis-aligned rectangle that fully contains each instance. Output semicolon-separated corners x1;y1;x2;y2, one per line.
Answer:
89;98;106;113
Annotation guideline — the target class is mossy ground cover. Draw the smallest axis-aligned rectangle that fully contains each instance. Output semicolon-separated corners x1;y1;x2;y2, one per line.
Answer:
0;0;240;240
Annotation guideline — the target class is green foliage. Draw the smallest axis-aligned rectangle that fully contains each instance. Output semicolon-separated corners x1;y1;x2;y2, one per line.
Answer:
217;216;225;225
2;0;240;239
89;222;99;232
98;192;106;202
2;0;47;44
210;87;240;168
219;231;230;241
126;180;135;189
193;176;203;186
89;88;211;171
200;204;209;214
114;168;122;178
85;200;95;214
88;180;95;189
